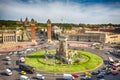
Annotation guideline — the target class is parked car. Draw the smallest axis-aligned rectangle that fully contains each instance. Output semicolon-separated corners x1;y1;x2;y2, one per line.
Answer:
71;73;79;78
112;66;117;70
19;57;25;63
84;72;91;76
20;75;30;80
20;71;27;75
5;56;11;61
91;71;98;75
35;74;45;80
6;61;11;65
19;63;35;74
4;69;12;76
80;76;91;80
105;70;112;75
97;73;104;78
63;74;75;80
112;70;119;75
99;78;106;80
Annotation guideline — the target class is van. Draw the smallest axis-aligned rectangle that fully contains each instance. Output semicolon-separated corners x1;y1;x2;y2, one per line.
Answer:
19;63;35;74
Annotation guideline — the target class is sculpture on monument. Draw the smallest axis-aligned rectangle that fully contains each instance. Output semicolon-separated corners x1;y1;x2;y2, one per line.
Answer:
56;35;77;64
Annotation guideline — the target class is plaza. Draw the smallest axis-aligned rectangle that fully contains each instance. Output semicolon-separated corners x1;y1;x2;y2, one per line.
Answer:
0;0;120;79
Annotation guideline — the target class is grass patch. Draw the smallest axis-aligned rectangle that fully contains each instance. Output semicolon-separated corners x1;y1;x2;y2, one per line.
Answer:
25;50;103;73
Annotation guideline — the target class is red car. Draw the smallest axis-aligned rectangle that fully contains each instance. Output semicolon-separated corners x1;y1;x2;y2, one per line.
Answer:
72;73;79;78
112;67;117;70
112;70;119;75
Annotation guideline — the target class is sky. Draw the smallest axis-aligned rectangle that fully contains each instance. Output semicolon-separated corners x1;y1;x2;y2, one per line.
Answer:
0;0;120;24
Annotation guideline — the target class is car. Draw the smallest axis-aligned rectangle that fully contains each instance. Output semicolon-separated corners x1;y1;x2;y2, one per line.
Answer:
63;74;75;80
112;66;117;70
19;63;35;74
6;61;11;65
71;73;79;78
112;70;119;75
113;63;120;67
105;70;112;75
84;72;91;76
105;52;110;54
19;57;25;63
80;76;91;80
5;56;11;61
99;78;106;80
105;65;111;68
4;69;12;76
91;71;98;75
100;71;106;75
20;71;27;75
117;67;120;71
97;73;104;78
36;74;45;80
20;75;30;80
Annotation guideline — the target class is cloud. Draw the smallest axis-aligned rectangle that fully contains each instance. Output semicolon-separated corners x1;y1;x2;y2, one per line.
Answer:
0;0;120;24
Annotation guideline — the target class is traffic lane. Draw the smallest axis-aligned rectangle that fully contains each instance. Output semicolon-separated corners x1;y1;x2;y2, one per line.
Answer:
0;44;120;80
91;72;120;80
0;52;21;80
0;52;60;80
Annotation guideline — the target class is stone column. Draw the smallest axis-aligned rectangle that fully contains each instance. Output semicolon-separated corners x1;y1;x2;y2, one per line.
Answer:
31;24;36;42
47;19;52;42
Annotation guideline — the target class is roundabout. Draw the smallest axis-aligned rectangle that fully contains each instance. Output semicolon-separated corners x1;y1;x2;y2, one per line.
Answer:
25;50;103;73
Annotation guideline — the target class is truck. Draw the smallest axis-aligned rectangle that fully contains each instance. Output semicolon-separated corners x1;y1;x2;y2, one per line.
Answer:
19;63;35;74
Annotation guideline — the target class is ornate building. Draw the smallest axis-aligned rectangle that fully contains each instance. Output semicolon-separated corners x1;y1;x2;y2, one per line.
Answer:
0;30;21;43
67;31;120;43
0;17;37;43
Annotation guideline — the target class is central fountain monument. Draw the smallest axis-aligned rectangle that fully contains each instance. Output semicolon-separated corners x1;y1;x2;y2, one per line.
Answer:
56;34;77;64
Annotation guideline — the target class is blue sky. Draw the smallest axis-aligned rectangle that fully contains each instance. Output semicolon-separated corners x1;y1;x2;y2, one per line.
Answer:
0;0;120;24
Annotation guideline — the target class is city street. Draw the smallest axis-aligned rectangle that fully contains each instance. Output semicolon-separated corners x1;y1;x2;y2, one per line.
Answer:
0;41;120;80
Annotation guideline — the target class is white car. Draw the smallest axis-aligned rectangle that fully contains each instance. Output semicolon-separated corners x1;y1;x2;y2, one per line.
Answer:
5;56;11;61
36;74;45;80
20;75;30;80
6;61;11;65
4;69;12;76
63;74;74;80
100;79;106;80
81;76;91;80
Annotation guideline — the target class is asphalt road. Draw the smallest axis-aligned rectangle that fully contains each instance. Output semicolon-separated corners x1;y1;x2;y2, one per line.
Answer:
0;42;120;80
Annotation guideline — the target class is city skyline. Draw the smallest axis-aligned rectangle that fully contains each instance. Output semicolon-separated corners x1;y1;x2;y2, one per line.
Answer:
0;0;120;24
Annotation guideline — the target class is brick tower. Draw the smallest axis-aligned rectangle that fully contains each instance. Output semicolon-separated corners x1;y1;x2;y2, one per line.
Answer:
30;18;36;42
47;19;51;42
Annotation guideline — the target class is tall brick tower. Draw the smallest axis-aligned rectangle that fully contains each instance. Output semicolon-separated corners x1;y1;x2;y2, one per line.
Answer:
30;18;36;42
47;19;51;42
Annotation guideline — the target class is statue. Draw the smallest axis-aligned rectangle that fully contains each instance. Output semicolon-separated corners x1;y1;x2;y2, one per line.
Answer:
55;35;76;64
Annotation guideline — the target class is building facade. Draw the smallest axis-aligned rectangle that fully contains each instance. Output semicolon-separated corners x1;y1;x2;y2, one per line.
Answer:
0;30;21;43
67;31;120;43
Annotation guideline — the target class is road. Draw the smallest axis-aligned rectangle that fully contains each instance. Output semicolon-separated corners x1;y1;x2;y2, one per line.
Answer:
0;42;120;80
